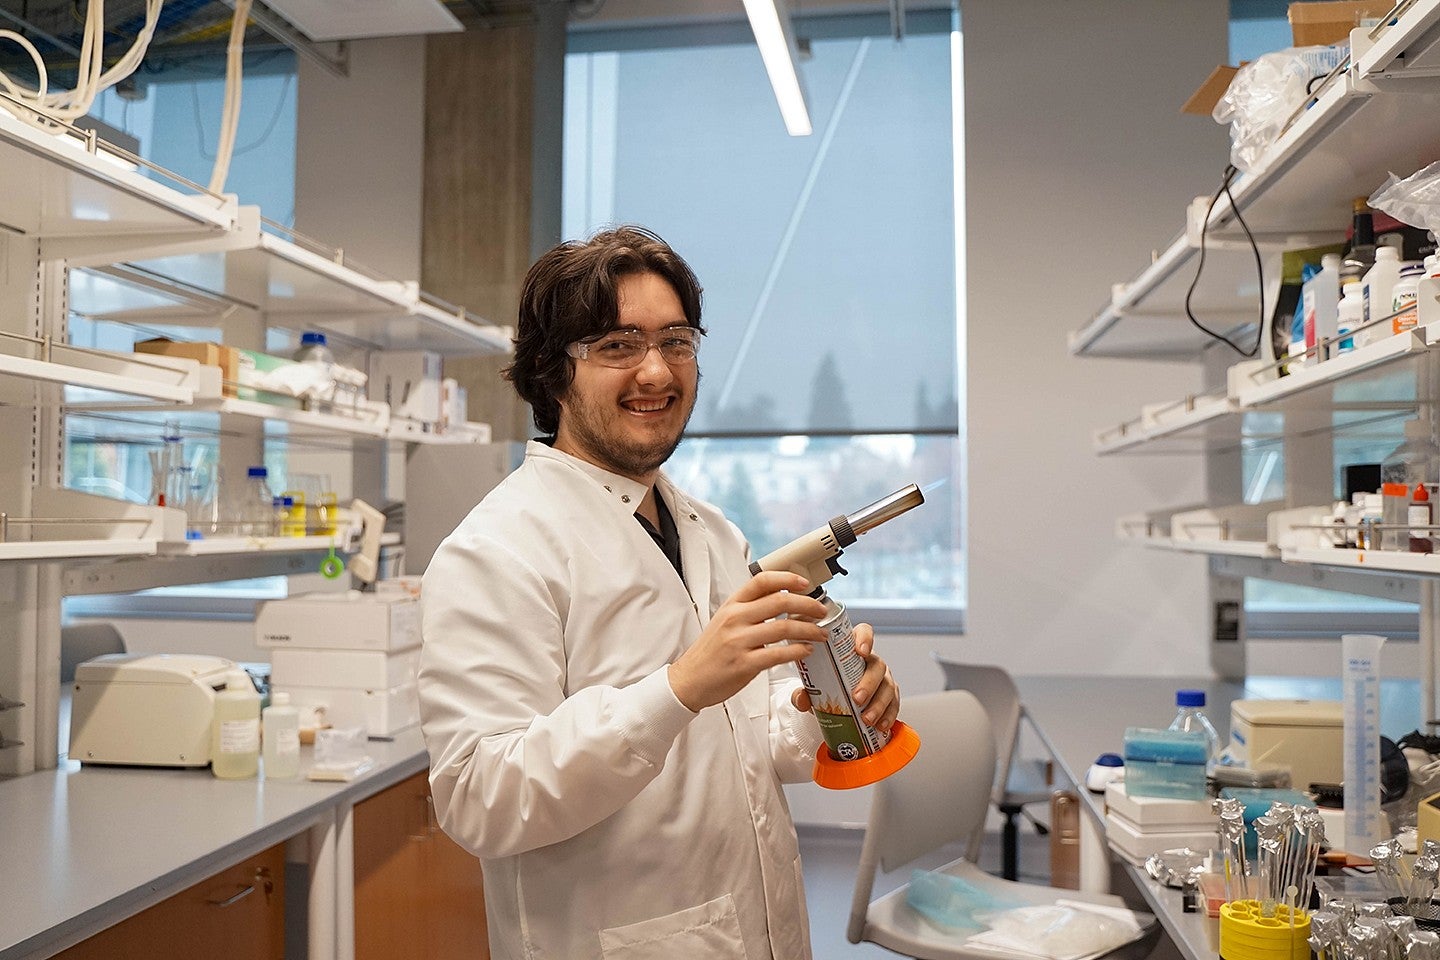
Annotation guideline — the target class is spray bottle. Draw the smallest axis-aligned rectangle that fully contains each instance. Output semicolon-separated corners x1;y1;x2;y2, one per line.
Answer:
750;484;925;789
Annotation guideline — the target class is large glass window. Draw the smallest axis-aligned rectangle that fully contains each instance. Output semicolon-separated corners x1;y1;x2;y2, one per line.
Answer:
563;15;963;624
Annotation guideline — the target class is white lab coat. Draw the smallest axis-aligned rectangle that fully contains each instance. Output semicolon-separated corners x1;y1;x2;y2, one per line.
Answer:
419;441;824;960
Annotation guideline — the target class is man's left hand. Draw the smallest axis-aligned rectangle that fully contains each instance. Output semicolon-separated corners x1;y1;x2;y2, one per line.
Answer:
789;623;900;733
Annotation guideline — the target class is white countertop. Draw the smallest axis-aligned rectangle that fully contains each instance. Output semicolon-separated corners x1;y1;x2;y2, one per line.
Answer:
0;727;429;960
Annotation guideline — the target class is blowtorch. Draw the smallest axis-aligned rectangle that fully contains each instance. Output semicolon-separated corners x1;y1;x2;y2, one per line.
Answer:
750;483;925;789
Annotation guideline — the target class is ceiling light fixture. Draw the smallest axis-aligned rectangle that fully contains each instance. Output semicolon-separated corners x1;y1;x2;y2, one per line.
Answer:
741;0;812;137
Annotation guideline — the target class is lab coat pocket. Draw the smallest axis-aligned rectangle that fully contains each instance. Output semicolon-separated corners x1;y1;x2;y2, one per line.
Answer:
598;894;749;960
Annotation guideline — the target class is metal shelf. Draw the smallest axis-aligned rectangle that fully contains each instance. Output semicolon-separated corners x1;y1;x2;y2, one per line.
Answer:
1072;0;1440;359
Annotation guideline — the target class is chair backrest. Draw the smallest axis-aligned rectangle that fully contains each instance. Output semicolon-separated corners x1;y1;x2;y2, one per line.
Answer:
932;655;1023;806
848;690;997;943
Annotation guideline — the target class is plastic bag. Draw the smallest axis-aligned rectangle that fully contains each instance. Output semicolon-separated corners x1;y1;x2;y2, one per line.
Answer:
905;869;1021;933
1370;161;1440;236
975;904;1141;960
1213;45;1348;172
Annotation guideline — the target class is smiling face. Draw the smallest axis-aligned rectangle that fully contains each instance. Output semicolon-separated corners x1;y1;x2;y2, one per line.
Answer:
552;271;699;484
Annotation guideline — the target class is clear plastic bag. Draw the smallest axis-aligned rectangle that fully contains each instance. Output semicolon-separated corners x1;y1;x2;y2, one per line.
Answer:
1213;45;1348;172
905;869;1021;933
975;904;1141;960
1370;161;1440;236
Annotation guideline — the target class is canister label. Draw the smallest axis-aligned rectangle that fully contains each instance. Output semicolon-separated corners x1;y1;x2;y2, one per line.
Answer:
795;599;888;761
220;718;259;755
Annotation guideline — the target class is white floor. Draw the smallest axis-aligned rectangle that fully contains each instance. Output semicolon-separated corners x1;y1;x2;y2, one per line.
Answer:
798;825;1185;960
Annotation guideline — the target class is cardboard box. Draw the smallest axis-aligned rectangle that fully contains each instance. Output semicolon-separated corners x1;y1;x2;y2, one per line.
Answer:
1289;1;1395;46
1181;64;1243;117
135;339;239;396
255;592;421;652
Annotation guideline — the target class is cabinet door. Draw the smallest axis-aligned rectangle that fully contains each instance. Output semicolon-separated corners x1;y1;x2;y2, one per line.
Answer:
424;814;488;960
354;770;430;960
55;843;285;960
354;770;489;960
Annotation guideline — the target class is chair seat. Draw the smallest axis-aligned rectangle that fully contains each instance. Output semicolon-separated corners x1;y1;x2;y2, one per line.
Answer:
1002;757;1053;809
862;857;1157;960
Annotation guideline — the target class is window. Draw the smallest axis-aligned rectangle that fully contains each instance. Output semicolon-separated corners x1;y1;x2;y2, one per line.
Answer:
564;12;964;627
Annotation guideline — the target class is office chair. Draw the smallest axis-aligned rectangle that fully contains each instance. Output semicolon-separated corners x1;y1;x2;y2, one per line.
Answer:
847;690;1157;959
933;654;1053;882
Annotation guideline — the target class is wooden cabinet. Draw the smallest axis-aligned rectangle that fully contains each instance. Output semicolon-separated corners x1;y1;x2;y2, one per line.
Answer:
55;843;284;960
354;770;488;960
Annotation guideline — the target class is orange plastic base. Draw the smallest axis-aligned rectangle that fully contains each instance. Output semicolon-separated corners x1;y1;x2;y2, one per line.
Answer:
813;721;921;790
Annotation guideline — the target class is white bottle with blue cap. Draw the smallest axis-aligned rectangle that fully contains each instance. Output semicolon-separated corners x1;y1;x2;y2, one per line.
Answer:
1168;689;1220;774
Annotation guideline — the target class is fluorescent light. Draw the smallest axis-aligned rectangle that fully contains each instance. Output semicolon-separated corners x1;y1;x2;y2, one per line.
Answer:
741;0;812;137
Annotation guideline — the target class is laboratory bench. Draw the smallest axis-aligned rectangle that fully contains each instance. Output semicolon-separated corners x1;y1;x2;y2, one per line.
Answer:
1017;674;1423;960
0;726;452;960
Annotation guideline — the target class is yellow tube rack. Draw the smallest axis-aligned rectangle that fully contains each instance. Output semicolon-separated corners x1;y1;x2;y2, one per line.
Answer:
1218;900;1310;960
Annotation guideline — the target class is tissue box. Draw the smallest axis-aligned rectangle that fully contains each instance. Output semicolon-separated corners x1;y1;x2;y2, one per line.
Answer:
1124;727;1208;800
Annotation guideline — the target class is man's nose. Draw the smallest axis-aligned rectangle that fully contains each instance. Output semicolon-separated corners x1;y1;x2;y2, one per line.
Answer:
634;344;675;384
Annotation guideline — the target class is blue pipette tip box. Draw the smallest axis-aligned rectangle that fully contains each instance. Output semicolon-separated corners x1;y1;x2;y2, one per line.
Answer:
1124;727;1208;800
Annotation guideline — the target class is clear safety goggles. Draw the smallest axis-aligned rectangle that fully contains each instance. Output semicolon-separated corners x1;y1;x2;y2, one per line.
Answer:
565;327;703;368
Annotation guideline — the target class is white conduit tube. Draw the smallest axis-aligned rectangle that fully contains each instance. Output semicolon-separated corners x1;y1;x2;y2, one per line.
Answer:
209;0;253;194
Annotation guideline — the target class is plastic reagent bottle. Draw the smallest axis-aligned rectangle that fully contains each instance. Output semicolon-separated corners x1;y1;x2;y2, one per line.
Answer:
263;691;301;780
245;466;275;537
1392;263;1425;336
1304;253;1342;360
1167;689;1220;774
1411;483;1434;555
1360;246;1402;346
1336;281;1363;354
212;670;261;779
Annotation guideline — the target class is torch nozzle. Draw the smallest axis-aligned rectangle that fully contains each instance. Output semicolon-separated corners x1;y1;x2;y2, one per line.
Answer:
845;484;924;537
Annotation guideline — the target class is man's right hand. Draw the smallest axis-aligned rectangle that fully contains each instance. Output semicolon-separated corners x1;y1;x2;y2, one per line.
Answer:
667;571;829;712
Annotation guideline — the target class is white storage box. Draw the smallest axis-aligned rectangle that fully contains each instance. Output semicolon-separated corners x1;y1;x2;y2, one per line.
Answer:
278;681;420;738
255;591;420;652
1228;699;1343;791
269;647;421;690
1105;782;1217;830
1105;810;1218;866
369;350;442;424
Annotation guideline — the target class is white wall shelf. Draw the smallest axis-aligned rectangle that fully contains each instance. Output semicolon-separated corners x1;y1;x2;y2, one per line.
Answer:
159;531;400;557
70;218;511;357
0;345;211;405
0;104;237;262
1071;0;1440;359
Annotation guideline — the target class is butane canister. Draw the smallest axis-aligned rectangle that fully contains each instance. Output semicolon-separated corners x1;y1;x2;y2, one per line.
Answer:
795;595;889;761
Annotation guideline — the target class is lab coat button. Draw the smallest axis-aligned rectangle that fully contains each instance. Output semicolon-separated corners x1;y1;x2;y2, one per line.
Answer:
689;513;698;521
621;494;631;503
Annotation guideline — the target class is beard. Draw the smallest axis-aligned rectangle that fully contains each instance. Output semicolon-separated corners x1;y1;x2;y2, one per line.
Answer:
559;385;697;480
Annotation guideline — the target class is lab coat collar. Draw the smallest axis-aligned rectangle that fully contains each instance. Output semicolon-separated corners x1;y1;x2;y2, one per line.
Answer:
525;440;663;514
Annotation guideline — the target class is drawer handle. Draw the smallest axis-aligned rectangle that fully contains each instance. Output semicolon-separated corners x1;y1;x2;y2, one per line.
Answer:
207;868;274;908
207;884;257;908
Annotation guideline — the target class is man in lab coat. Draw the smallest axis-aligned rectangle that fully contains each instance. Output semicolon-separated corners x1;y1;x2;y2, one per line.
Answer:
418;226;900;960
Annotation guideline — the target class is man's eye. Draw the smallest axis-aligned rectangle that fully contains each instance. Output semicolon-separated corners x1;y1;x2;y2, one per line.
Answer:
597;340;633;353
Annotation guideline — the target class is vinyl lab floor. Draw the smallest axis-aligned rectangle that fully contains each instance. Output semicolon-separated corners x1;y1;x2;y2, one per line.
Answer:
798;824;1185;960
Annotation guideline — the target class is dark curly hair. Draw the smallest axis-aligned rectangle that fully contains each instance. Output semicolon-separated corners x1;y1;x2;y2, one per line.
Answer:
503;226;705;436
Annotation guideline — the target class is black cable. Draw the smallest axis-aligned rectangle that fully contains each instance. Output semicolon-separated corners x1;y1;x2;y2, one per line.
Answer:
1184;163;1263;357
1222;165;1267;345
